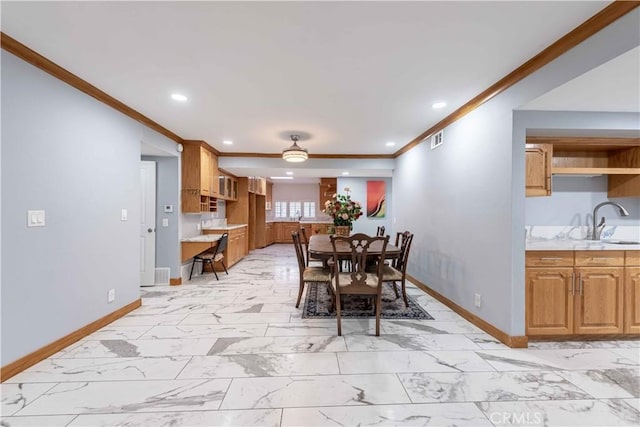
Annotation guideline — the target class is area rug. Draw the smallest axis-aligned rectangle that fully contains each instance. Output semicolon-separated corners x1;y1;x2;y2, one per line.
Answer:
302;283;434;319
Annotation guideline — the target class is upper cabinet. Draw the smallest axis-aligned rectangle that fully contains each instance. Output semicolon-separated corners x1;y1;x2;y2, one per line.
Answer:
319;177;337;208
525;137;640;198
181;141;219;213
525;144;552;197
217;174;238;201
248;177;267;195
266;181;273;210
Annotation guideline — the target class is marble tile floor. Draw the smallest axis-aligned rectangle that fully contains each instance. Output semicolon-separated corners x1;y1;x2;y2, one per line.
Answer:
2;244;639;426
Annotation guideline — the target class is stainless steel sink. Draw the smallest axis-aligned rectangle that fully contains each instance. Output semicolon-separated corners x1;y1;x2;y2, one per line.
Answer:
601;240;640;245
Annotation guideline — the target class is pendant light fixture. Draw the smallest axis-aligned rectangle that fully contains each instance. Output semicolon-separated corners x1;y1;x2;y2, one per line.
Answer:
282;134;308;162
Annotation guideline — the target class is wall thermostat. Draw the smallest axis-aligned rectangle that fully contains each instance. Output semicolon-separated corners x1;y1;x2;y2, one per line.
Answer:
164;205;174;213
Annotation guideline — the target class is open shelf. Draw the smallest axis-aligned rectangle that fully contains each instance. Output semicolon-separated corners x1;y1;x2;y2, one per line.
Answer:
552;167;640;175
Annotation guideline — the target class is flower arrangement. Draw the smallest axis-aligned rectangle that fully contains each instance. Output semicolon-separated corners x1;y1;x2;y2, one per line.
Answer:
323;187;363;227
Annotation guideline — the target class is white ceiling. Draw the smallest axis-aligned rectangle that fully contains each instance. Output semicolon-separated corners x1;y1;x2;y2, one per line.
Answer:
2;1;609;161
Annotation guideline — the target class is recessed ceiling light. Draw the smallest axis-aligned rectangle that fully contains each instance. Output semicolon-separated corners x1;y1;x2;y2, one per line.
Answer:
386;141;396;147
270;176;293;180
223;140;233;145
432;102;447;109
342;172;349;176
171;93;188;102
285;171;294;175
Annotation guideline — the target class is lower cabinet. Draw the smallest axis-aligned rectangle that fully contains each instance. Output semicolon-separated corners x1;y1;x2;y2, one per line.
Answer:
265;223;274;246
625;267;640;333
526;250;635;336
573;267;624;334
525;267;574;335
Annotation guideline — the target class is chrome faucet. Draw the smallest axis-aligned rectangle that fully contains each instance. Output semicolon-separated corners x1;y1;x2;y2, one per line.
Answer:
589;201;629;240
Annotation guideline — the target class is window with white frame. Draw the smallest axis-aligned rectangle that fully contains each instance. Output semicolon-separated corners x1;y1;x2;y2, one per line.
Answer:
303;202;316;218
274;201;288;218
289;202;302;219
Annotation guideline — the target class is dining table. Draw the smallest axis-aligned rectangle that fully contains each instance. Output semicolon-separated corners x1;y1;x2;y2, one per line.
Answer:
308;234;401;263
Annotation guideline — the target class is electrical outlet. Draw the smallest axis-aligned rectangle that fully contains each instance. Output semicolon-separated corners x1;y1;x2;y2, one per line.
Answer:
196;223;201;230
107;289;115;303
474;293;481;308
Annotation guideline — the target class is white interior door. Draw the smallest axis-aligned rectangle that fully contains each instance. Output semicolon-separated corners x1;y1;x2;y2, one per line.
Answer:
140;161;156;286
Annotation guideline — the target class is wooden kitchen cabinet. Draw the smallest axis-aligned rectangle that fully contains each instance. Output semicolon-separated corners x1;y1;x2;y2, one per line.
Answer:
525;137;640;198
319;177;337;208
526;250;635;337
265;223;274;246
181;141;219;213
281;223;299;243
624;249;640;333
271;222;300;243
525;144;552;197
266;182;273;210
574;267;624;334
526;267;574;335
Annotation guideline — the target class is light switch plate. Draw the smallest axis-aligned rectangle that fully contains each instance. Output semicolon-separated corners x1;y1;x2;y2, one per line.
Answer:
27;210;46;227
121;209;128;221
162;218;169;227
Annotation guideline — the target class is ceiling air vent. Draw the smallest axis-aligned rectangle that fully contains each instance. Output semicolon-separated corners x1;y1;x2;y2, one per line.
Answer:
431;130;444;150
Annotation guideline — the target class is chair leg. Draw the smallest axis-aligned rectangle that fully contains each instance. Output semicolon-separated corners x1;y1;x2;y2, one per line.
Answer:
221;261;228;275
391;281;400;298
401;279;409;307
210;261;219;280
336;292;342;336
375;293;382;336
189;258;197;280
326;283;335;312
295;281;305;308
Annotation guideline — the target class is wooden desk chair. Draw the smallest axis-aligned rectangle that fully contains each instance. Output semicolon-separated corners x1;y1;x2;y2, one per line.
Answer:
330;233;389;336
292;231;334;309
188;233;229;280
381;231;414;306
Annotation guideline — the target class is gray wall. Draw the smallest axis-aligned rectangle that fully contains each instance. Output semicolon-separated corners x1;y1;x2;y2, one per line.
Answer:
392;9;639;336
1;50;147;364
142;156;181;278
526;175;640;226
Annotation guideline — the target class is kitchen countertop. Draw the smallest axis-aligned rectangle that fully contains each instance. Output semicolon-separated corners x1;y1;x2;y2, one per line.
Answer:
266;219;334;224
181;234;223;243
526;239;640;251
202;224;248;230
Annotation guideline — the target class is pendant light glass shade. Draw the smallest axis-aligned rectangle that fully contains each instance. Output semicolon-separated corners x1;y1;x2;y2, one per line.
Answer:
282;135;308;162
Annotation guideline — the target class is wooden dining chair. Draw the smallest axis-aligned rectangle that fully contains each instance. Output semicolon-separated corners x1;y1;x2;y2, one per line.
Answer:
299;227;323;267
376;226;386;237
189;233;229;280
330;233;389;336
381;231;414;307
292;231;334;309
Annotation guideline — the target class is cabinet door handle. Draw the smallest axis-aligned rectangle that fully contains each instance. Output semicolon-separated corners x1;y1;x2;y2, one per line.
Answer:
571;272;575;296
578;272;583;296
540;257;563;261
